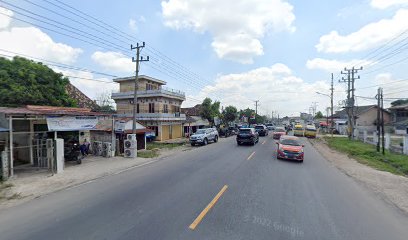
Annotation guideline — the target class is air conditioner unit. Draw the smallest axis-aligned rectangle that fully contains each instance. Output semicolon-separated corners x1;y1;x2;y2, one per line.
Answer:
95;141;103;156
102;149;112;158
102;142;112;151
124;148;136;158
102;142;112;158
127;134;137;141
124;139;137;149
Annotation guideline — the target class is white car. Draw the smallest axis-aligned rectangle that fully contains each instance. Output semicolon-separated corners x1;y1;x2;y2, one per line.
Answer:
189;128;219;146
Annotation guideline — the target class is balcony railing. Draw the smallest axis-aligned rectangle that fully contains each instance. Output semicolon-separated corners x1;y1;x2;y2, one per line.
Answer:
115;112;186;121
111;87;185;99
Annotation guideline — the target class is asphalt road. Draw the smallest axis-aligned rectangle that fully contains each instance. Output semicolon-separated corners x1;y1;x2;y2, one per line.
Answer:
1;133;408;240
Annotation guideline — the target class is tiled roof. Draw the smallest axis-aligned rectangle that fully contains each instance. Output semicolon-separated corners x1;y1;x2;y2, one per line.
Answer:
181;104;202;116
65;83;100;110
389;103;408;110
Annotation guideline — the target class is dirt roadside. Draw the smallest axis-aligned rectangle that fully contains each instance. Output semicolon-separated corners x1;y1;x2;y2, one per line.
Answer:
309;138;408;215
0;144;194;211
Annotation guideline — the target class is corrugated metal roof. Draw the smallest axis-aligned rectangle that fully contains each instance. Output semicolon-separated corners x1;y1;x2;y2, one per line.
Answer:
0;105;110;116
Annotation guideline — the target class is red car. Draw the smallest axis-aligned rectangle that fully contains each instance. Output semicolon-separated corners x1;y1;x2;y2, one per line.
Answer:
276;136;304;162
272;127;287;139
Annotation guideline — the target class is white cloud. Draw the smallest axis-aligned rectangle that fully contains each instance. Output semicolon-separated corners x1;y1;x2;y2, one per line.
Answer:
306;58;373;72
186;64;345;116
0;7;13;29
129;18;137;31
0;7;82;64
161;0;295;64
51;67;119;101
374;73;407;99
91;51;134;73
316;9;408;53
370;0;408;9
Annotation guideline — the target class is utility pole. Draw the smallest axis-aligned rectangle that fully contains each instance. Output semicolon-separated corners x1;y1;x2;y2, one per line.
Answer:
254;100;259;123
380;88;385;155
131;42;149;134
376;88;381;152
341;67;362;139
330;73;334;137
311;102;318;120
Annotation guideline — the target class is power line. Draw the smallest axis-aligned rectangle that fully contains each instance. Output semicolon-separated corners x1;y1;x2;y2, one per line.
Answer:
0;49;117;77
2;0;227;102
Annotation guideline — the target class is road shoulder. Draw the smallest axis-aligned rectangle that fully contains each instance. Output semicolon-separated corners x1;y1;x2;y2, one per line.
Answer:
0;143;194;211
309;138;408;215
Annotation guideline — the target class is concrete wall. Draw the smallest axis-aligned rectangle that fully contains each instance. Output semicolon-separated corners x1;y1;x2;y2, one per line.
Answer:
119;79;161;92
356;108;391;127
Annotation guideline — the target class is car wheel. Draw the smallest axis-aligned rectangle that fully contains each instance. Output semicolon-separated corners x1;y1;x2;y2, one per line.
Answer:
214;136;218;143
203;138;208;145
191;143;195;146
237;142;241;146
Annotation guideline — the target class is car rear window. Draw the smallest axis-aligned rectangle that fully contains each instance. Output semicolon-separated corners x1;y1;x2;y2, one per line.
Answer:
255;126;264;129
239;129;251;133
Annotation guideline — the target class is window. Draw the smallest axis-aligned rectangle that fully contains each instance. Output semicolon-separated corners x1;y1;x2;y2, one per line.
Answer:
163;104;168;113
137;103;139;113
149;103;155;113
146;83;154;90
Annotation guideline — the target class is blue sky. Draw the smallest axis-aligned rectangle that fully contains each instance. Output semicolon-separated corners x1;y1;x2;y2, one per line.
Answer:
1;0;407;116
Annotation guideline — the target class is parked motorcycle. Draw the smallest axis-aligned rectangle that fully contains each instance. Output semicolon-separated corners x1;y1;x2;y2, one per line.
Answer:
64;141;82;164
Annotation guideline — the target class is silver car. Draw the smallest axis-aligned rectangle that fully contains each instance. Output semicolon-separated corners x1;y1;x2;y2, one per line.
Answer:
189;128;219;146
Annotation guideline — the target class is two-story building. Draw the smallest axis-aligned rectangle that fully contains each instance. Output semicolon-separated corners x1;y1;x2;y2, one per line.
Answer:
388;103;408;134
111;75;186;141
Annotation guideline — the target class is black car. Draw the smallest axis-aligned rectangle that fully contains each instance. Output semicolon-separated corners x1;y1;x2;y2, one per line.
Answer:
254;125;268;136
237;128;259;145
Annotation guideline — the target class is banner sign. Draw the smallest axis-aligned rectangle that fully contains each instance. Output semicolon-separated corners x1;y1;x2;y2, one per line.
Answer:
47;116;99;131
114;120;127;133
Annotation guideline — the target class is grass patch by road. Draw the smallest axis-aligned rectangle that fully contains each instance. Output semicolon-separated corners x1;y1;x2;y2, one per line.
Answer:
324;137;408;176
146;142;185;150
137;150;160;158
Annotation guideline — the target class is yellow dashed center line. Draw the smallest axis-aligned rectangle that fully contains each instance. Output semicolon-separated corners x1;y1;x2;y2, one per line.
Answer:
247;151;256;160
189;185;228;230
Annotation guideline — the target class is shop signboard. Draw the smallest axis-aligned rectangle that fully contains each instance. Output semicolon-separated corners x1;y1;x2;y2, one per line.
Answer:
47;116;99;131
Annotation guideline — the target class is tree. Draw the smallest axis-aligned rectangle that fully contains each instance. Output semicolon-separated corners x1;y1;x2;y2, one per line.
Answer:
200;98;220;125
222;105;237;124
391;99;408;106
315;111;324;118
93;92;115;113
238;108;265;124
0;56;76;107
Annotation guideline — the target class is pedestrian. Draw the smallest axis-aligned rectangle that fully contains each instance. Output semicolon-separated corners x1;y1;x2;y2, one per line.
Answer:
83;139;90;155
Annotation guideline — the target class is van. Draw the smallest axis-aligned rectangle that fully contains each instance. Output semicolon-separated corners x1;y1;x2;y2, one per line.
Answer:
293;124;304;137
304;125;317;138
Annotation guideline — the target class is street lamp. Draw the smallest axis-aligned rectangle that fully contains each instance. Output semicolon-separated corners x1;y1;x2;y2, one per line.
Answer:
316;91;334;136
